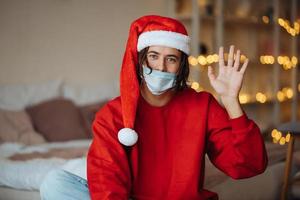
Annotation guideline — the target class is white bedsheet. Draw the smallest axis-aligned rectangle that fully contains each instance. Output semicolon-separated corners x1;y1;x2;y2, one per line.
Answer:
0;140;90;190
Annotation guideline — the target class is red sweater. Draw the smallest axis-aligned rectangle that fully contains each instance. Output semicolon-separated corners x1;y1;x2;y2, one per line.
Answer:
87;89;268;200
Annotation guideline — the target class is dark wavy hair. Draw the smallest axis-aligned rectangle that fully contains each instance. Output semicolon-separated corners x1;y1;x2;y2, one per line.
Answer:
136;47;190;91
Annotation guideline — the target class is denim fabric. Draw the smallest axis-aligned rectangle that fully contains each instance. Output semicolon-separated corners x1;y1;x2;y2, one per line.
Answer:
40;169;90;200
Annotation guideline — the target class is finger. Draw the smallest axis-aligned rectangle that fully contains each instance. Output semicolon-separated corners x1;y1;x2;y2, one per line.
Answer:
218;47;225;67
240;59;249;74
227;45;234;67
207;66;216;82
233;50;240;70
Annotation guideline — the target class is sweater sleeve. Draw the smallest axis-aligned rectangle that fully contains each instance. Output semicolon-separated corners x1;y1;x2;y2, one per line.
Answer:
206;94;268;179
87;104;131;200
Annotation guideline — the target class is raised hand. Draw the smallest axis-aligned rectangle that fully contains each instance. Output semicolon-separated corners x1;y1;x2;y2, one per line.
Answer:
207;45;249;99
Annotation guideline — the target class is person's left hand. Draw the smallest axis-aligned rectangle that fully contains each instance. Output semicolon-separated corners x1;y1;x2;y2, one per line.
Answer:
207;45;249;99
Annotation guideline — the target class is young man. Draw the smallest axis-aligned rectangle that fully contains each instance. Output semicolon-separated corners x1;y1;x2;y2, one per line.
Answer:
87;15;268;200
40;15;267;200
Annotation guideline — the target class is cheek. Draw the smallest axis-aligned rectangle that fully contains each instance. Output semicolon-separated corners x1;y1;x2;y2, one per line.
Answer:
167;64;180;73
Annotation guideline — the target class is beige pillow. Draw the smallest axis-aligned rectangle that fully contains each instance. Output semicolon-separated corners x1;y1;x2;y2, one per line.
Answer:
26;98;89;141
0;109;46;145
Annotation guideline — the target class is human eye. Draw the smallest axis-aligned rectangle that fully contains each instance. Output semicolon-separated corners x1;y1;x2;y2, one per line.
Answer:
148;54;158;60
166;57;178;63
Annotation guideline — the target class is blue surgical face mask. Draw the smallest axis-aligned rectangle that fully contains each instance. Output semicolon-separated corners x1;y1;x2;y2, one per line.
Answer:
142;65;176;95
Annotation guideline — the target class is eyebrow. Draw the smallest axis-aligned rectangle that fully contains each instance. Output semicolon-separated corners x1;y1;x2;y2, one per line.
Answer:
147;51;180;59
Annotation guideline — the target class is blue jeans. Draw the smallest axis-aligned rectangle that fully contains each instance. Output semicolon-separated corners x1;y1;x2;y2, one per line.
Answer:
40;169;90;200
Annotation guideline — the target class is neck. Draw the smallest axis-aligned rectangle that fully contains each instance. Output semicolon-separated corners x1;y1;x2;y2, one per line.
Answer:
140;82;176;107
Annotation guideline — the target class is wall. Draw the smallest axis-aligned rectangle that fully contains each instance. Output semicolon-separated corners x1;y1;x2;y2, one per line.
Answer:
0;0;167;92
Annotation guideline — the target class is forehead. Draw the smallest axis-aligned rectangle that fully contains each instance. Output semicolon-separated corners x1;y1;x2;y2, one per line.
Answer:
148;45;181;56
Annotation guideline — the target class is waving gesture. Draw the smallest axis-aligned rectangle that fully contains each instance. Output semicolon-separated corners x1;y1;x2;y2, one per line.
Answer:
208;45;249;99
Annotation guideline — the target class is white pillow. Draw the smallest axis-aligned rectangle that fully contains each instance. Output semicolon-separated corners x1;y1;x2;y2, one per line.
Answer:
0;158;67;190
0;80;62;110
62;82;119;105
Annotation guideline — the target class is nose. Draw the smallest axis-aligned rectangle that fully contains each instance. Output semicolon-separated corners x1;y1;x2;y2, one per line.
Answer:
156;58;167;72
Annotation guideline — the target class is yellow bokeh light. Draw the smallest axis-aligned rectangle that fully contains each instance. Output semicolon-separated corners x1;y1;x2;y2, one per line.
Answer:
256;92;267;103
292;56;298;65
207;55;214;64
188;56;198;66
298;83;300;92
241;55;246;63
283;56;290;64
269;56;275;64
262;16;269;24
260;56;265;64
286;88;293;99
295;22;299;29
277;56;283;64
197;55;207;65
239;94;250;104
290;29;296;36
286;133;291;142
277;91;286;102
271;129;278;138
264;56;269;64
191;81;200;90
284;21;289;29
279;137;286;145
275;131;282;141
278;18;285;26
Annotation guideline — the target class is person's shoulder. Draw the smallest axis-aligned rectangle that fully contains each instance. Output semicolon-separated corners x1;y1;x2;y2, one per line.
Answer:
95;96;122;119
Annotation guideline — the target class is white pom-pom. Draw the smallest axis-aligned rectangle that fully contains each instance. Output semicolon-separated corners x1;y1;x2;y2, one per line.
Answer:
118;128;138;146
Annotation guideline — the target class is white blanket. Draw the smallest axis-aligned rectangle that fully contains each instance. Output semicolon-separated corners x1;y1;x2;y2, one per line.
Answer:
0;140;90;190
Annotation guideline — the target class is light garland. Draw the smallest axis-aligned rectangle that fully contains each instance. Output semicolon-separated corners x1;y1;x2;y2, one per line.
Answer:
256;92;267;103
188;54;247;67
271;129;291;145
260;55;298;70
278;18;300;36
189;84;297;104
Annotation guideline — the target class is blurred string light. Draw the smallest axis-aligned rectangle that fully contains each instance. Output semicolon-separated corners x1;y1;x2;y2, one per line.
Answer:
239;94;251;104
278;56;298;70
188;54;247;66
190;86;297;103
190;81;204;92
262;16;270;24
271;129;291;145
256;92;267;103
260;55;275;64
278;18;300;36
262;16;300;37
260;55;298;70
277;87;294;102
188;56;198;66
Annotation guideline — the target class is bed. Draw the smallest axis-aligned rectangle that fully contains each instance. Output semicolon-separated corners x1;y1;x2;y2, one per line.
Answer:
0;140;297;200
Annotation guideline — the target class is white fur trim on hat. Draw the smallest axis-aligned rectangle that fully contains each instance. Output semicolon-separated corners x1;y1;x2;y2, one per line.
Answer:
118;128;138;146
137;31;190;54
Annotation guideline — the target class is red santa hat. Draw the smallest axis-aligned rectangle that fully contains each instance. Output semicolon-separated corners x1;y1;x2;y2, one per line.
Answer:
118;15;190;146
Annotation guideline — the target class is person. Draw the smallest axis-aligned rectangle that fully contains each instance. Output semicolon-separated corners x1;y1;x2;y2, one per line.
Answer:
40;15;268;200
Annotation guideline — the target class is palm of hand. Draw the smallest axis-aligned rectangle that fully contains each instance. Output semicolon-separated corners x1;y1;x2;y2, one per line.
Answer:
208;46;249;98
